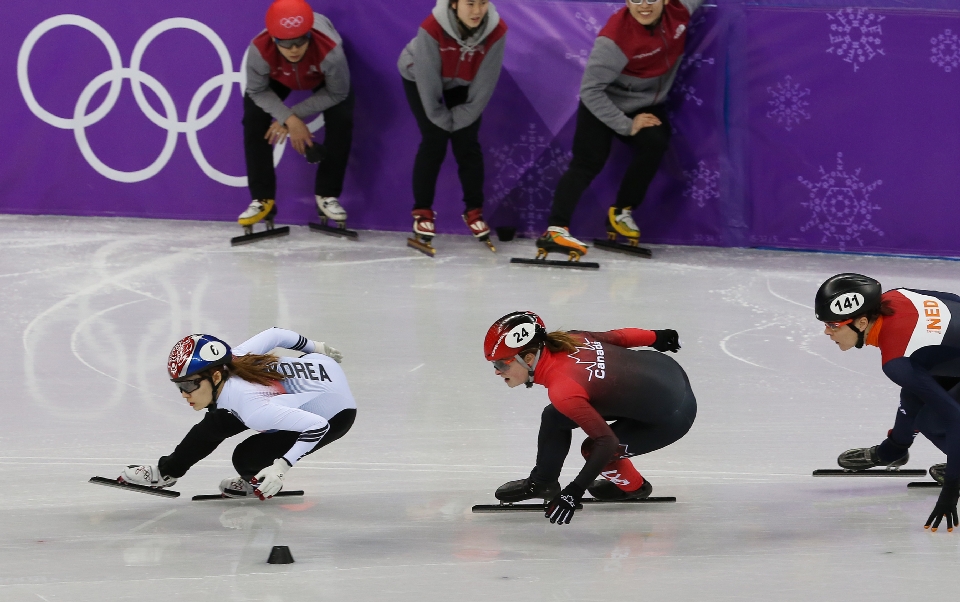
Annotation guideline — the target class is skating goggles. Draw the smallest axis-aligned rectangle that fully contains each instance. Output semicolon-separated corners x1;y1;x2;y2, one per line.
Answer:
492;357;517;372
274;34;310;49
824;319;853;331
174;377;205;394
628;0;663;5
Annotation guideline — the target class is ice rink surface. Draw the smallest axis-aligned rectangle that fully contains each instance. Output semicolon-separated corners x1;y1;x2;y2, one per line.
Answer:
2;214;959;601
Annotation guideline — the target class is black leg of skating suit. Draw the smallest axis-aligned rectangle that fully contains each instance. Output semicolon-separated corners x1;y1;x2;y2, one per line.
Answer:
158;409;248;479
243;80;291;201
232;408;356;479
314;91;355;198
528;387;696;484
403;78;484;211
548;102;671;227
885;381;960;458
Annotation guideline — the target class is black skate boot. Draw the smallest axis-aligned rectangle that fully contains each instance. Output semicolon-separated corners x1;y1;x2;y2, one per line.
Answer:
495;478;560;504
837;446;909;471
930;463;946;485
587;478;653;501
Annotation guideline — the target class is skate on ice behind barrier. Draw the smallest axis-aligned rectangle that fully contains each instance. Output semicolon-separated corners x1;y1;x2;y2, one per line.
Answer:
407;208;437;257
593;207;652;258
232;199;290;246
463;208;495;252
510;226;599;269
309;196;359;240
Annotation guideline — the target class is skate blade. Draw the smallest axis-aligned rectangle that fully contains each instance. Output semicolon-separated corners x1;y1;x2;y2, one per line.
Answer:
231;226;290;246
308;222;359;240
907;481;942;488
407;237;436;257
812;468;926;477
592;239;652;258
481;239;496;253
472;497;675;513
510;257;599;270
192;490;305;501
89;476;180;498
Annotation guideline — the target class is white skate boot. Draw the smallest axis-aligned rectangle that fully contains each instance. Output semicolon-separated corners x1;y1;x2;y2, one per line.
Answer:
316;196;347;224
219;476;256;498
119;465;178;488
407;209;437;257
233;199;289;246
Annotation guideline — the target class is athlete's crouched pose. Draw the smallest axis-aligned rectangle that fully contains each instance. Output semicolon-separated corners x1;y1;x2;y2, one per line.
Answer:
119;328;356;499
817;273;960;532
484;311;695;525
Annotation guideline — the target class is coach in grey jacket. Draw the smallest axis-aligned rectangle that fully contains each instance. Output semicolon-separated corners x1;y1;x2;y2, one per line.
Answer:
542;0;703;254
398;0;508;244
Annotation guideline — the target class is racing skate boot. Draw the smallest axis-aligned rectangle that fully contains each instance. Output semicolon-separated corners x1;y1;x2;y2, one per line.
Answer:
219;476;257;499
587;477;653;501
407;208;437;257
606;207;640;245
495;478;561;504
929;463;946;485
316;196;347;226
119;465;178;489
463;208;495;252
308;196;359;240
535;226;588;261
233;199;289;245
837;446;909;471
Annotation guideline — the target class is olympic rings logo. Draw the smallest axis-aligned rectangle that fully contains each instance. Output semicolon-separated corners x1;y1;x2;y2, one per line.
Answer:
17;15;322;186
279;16;304;29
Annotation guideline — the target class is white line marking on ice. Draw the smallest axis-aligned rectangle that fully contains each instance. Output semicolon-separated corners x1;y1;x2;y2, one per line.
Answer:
719;324;777;370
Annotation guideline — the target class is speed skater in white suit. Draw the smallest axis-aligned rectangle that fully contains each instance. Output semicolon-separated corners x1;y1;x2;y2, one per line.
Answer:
118;328;356;499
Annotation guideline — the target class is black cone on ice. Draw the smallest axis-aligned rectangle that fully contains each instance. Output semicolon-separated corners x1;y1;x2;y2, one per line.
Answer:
267;545;294;564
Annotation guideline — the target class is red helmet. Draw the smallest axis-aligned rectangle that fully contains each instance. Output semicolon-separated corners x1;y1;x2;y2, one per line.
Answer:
266;0;314;39
484;311;547;362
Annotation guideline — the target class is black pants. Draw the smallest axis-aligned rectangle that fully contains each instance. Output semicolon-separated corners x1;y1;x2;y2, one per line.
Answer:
243;80;354;201
402;78;484;211
158;408;356;479
549;101;671;227
529;388;696;484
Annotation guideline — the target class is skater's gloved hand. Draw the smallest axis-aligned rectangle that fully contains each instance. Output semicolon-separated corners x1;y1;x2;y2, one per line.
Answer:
651;330;681;353
924;478;960;532
284;115;313;156
545;484;585;525
311;341;343;363
264;121;288;146
252;458;291;500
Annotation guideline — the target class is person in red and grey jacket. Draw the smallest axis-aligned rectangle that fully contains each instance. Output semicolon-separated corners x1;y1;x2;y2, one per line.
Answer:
239;0;354;231
538;0;703;259
484;311;694;525
398;0;508;246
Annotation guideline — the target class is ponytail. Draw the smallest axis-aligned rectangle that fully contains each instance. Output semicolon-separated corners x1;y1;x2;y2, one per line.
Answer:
542;331;580;354
226;353;284;386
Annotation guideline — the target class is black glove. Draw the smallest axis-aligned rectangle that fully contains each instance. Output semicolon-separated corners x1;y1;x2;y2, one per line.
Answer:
651;329;681;353
304;143;327;164
545;484;584;525
925;478;960;532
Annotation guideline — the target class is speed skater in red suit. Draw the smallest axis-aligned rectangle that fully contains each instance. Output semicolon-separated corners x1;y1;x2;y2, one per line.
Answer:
484;311;696;525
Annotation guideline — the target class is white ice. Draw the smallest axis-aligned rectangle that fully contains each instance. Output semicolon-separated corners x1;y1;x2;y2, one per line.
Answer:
1;214;958;601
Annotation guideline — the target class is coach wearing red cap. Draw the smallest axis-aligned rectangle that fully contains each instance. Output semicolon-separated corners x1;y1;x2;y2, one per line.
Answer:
239;0;354;230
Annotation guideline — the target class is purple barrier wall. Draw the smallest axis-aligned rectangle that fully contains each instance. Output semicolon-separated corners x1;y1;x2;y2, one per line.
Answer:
1;1;959;256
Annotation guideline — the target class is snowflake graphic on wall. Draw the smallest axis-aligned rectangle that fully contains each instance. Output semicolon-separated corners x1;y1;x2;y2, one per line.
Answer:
683;161;720;209
798;153;884;250
766;76;811;131
671;53;716;107
490;123;573;238
826;8;885;72
931;29;960;72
